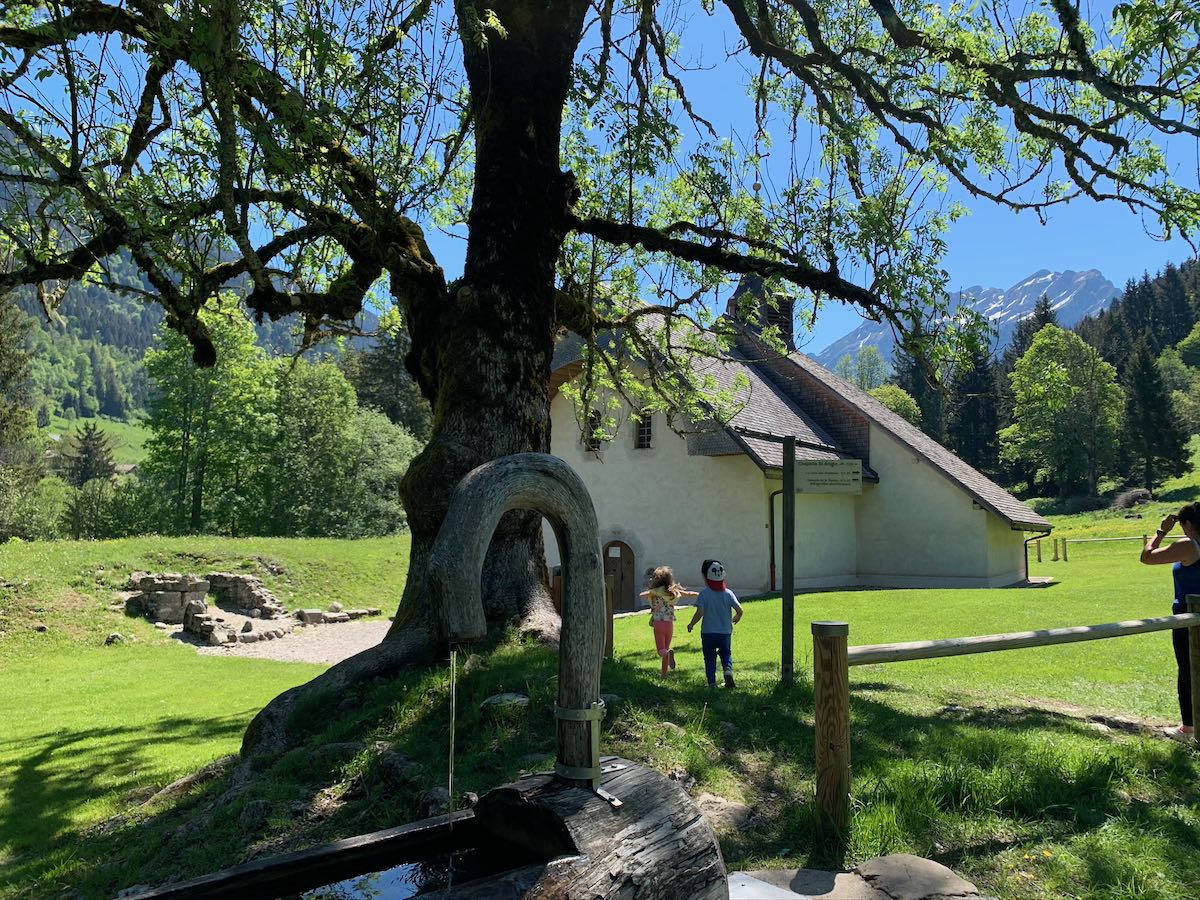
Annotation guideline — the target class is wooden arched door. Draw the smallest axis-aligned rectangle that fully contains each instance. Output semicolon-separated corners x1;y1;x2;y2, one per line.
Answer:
603;541;637;612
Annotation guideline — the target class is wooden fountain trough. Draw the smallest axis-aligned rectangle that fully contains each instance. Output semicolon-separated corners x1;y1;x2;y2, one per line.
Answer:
129;454;728;899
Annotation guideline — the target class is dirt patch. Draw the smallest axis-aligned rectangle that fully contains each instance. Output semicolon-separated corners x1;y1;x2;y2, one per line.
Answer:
191;619;391;665
947;696;1184;744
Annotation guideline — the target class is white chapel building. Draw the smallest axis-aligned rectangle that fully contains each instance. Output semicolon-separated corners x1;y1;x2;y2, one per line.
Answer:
543;288;1051;612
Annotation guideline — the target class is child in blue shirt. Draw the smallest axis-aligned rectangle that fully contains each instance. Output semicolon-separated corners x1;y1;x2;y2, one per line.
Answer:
686;559;744;688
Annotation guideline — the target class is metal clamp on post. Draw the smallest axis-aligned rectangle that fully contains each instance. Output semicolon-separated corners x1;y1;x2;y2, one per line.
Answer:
553;699;609;795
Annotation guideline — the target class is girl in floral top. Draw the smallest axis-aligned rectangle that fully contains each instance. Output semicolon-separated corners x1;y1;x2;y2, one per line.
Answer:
639;566;698;678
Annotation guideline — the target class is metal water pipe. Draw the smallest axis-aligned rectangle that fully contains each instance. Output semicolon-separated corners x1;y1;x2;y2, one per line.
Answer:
427;452;607;790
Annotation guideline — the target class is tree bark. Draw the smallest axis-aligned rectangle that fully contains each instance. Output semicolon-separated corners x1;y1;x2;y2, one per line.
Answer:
389;1;589;645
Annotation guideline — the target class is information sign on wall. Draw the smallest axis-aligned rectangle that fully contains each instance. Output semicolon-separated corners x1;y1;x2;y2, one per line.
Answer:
795;459;862;494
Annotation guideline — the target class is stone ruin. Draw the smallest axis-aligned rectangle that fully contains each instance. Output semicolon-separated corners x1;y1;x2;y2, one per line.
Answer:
127;571;293;646
127;573;210;625
126;571;382;645
208;572;290;619
294;602;381;625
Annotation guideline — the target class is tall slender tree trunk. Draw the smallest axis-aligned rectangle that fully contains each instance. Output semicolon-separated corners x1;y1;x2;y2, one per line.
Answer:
190;391;214;531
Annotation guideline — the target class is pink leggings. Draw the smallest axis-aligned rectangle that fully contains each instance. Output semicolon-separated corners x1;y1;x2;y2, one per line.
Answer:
653;620;674;675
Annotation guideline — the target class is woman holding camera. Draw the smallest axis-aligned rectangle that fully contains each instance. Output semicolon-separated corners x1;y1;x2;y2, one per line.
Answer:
1139;503;1200;742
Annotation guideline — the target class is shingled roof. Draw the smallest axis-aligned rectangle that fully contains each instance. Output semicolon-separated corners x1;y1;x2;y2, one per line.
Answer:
776;350;1051;532
549;328;873;474
689;348;872;472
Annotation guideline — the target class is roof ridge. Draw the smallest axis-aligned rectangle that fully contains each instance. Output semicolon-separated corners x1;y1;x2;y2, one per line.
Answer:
785;350;1050;532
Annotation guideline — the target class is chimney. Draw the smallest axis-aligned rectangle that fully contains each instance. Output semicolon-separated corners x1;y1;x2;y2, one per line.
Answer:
726;275;795;350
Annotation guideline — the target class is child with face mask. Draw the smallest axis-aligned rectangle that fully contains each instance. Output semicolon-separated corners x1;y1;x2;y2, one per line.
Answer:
686;559;744;688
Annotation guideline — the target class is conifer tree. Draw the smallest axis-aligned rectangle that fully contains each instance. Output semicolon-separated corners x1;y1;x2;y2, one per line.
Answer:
341;321;432;442
61;423;116;488
947;348;1000;475
1002;294;1059;375
1152;263;1194;351
891;337;945;442
1122;339;1190;493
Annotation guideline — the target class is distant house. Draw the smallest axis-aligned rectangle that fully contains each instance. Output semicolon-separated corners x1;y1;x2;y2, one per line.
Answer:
115;463;138;477
544;289;1051;612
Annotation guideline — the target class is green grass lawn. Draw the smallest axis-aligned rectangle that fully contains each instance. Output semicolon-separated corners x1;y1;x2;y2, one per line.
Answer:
0;535;408;895
43;415;151;467
1;533;1198;899
0;646;323;890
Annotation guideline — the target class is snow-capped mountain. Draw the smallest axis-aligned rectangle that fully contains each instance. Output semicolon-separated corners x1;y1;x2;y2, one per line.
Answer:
811;269;1119;366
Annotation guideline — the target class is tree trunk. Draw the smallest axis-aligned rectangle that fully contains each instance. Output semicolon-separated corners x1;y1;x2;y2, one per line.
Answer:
240;3;589;761
388;1;589;646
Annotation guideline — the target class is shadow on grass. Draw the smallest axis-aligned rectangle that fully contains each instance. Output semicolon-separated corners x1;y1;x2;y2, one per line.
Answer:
0;713;251;857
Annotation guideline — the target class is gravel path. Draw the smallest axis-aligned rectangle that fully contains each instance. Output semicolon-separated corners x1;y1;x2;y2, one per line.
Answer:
192;619;391;665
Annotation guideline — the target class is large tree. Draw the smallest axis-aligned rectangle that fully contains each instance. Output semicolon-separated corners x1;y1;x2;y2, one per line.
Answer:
141;298;273;534
60;421;115;488
0;1;1197;761
1001;325;1123;497
0;296;31;454
0;294;40;541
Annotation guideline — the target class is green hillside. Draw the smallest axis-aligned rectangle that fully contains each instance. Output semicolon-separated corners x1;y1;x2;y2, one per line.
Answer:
44;415;150;468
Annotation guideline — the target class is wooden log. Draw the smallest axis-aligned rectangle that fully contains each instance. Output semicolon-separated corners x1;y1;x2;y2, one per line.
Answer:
427;453;606;786
124;762;729;900
1062;537;1068;561
430;757;728;899
812;622;850;846
847;614;1200;667
1052;538;1059;561
1190;597;1200;737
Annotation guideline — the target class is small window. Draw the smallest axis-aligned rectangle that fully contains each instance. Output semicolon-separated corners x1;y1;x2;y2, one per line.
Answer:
584;409;603;452
635;414;652;450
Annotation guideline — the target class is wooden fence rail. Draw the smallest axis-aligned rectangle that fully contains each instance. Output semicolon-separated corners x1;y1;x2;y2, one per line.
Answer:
812;599;1200;847
1065;536;1150;544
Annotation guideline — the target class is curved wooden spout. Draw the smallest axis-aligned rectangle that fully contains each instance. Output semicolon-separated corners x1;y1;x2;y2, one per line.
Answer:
428;452;605;784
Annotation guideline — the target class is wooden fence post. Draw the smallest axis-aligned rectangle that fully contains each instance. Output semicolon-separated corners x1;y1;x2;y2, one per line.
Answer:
812;621;850;847
1188;596;1200;736
1062;538;1068;562
782;436;796;686
605;575;615;660
1052;538;1059;561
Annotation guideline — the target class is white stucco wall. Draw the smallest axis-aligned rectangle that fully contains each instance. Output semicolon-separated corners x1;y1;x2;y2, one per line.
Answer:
769;486;858;590
987;512;1029;582
544;394;772;599
855;424;1027;587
